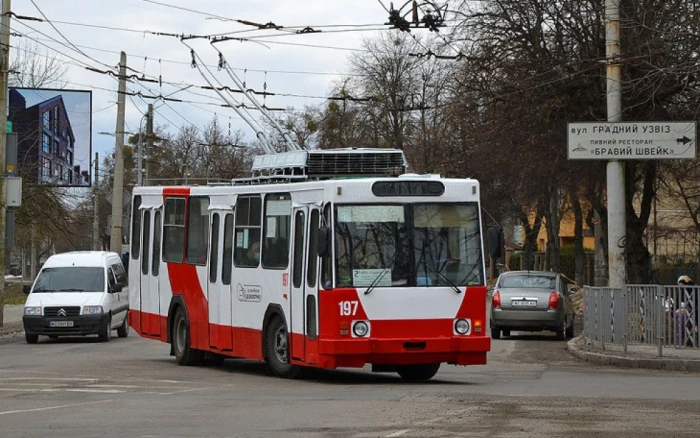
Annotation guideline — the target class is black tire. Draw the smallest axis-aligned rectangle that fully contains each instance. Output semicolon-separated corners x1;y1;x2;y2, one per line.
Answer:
98;316;112;342
555;319;566;340
48;335;58;339
565;319;575;339
172;307;203;366
502;330;511;337
397;363;440;381
117;313;129;338
25;333;38;344
264;316;301;379
491;328;501;339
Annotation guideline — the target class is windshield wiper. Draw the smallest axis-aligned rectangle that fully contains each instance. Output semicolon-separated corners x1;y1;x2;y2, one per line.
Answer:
364;250;402;295
58;288;84;292
31;288;53;293
415;237;462;294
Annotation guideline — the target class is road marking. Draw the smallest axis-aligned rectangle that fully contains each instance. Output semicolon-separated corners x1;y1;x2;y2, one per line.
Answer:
0;399;113;416
385;430;411;437
159;387;211;396
0;388;126;394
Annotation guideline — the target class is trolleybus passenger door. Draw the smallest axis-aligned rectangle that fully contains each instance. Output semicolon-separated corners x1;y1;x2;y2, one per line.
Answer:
290;207;308;361
149;208;162;336
303;207;321;360
208;209;233;351
139;209;155;334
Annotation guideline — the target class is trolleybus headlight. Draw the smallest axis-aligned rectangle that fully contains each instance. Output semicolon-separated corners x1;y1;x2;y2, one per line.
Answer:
454;318;471;335
352;321;369;337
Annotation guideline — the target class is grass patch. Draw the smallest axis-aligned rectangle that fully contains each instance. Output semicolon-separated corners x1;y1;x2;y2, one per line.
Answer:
2;281;27;305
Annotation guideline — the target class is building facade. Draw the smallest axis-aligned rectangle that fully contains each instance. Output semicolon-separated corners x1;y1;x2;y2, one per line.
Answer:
9;89;87;186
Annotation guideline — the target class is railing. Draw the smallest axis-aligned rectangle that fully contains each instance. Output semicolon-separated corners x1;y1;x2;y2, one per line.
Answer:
582;285;699;356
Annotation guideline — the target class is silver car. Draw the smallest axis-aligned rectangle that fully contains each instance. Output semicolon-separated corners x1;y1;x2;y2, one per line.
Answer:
490;270;575;340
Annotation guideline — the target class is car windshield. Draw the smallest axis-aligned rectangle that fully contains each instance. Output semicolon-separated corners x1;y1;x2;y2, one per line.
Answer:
334;203;483;288
499;274;556;289
32;267;105;293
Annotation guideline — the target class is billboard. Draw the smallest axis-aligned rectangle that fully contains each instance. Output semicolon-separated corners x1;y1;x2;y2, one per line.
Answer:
8;87;92;187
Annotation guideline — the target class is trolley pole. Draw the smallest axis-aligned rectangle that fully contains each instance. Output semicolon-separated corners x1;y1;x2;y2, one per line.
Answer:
605;0;626;288
110;52;127;254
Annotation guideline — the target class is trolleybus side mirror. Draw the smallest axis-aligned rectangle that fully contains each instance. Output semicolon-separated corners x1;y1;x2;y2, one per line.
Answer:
487;226;503;260
317;226;331;257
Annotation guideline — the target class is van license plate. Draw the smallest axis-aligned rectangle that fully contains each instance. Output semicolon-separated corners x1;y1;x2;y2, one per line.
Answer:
49;321;74;327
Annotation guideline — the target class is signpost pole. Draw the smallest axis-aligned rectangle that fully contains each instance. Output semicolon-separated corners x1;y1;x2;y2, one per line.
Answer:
606;0;626;288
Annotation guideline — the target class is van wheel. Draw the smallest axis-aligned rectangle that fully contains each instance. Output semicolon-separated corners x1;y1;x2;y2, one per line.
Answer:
172;307;203;366
117;314;129;338
265;316;301;378
397;363;440;381
565;319;575;339
98;316;112;342
25;333;39;344
491;328;501;339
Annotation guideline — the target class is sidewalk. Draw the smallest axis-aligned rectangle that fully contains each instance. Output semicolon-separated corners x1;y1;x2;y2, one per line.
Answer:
0;304;24;338
568;335;700;373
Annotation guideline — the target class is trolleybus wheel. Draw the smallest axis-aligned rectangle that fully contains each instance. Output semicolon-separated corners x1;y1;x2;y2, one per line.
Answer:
396;363;440;381
265;316;301;379
172;307;203;366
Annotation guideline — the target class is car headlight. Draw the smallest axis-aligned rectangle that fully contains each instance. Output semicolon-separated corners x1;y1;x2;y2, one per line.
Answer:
454;318;471;335
83;306;104;315
24;307;42;316
352;321;369;337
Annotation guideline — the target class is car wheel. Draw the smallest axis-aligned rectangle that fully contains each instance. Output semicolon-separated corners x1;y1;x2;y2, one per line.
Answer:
265;316;302;378
565;319;575;339
555;319;566;340
397;363;440;381
491;328;501;339
502;330;511;337
117;313;129;338
172;307;203;366
25;333;39;344
98;316;112;342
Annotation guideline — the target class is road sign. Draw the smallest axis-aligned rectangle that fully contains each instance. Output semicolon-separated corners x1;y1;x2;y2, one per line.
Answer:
106;189;131;208
567;122;696;160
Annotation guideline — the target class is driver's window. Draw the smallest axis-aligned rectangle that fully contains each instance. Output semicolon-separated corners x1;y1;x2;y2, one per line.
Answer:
107;267;116;287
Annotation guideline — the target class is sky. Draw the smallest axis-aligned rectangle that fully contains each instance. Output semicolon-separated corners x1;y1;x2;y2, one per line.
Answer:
8;0;428;184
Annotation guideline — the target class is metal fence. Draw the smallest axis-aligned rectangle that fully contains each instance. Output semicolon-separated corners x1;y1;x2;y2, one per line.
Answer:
582;285;699;356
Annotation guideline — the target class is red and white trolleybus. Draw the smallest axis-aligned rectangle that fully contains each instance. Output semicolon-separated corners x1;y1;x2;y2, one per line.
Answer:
128;148;492;380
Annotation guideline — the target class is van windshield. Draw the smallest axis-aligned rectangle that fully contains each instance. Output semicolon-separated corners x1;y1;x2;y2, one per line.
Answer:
32;267;105;293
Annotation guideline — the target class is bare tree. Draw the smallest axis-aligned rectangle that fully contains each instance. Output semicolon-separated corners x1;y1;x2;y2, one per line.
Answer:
10;39;68;89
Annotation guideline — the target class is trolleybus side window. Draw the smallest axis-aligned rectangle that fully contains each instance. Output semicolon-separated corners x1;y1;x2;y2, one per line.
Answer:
222;214;234;284
262;193;291;269
292;211;305;288
307;209;319;288
152;210;162;276
163;197;186;263
131;195;142;259
141;210;151;275
234;196;262;268
186;197;210;265
209;213;220;282
320;203;332;289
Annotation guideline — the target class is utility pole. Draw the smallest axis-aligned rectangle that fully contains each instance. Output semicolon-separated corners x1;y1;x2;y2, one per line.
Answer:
606;0;626;288
0;0;12;327
110;52;127;254
93;153;100;250
145;104;153;186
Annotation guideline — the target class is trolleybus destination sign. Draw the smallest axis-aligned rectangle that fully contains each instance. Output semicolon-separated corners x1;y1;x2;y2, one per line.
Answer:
567;122;696;160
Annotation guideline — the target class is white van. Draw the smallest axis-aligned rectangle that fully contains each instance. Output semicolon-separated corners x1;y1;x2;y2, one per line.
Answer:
22;251;129;344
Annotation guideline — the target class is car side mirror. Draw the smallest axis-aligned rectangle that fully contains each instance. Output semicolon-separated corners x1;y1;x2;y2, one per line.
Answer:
317;226;331;258
110;284;123;293
23;285;31;295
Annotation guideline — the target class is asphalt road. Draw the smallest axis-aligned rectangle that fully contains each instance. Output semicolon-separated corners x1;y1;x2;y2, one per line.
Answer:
1;327;699;438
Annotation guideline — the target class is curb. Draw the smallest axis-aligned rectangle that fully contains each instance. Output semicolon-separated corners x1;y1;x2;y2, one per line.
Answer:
567;336;700;373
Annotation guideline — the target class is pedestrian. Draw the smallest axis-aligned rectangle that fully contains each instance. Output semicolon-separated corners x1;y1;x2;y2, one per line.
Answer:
677;275;698;347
